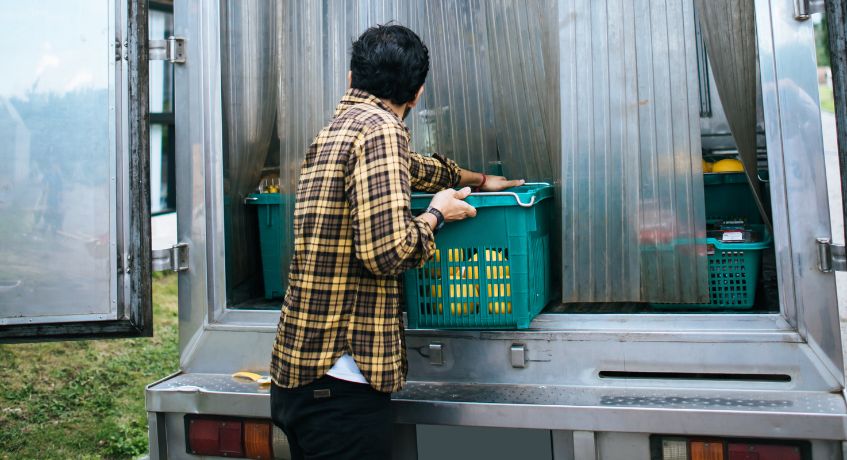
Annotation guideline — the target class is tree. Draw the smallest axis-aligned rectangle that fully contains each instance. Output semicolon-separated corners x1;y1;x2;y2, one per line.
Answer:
815;15;831;68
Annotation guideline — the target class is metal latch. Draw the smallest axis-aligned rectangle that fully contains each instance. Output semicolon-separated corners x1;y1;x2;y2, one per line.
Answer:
149;36;186;63
428;343;444;366
510;344;527;368
152;243;189;272
816;238;846;272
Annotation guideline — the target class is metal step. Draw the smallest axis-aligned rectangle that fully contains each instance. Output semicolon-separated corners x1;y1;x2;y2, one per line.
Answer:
146;373;847;440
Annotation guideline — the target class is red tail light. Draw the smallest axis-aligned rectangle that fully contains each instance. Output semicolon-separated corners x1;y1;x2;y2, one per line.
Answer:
186;416;275;458
728;443;802;460
187;418;244;457
653;436;809;460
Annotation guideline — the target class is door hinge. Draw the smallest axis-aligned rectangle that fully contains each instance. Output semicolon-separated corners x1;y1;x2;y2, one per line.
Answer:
152;243;189;272
793;0;825;20
816;238;846;272
149;36;186;64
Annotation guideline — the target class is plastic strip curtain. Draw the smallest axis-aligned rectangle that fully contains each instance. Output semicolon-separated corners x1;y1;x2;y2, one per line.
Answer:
220;0;278;299
275;1;558;288
693;0;770;227
276;0;706;303
558;0;709;303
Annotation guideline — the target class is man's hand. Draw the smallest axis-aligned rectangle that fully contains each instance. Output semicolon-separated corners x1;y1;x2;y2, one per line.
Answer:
480;175;525;192
429;187;477;223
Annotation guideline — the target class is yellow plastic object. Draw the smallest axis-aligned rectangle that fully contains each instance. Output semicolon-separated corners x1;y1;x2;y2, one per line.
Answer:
711;158;744;173
428;248;517;317
468;250;512;316
232;371;271;387
702;160;713;173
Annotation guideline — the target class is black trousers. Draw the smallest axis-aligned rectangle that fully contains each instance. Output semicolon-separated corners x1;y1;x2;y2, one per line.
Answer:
270;376;393;460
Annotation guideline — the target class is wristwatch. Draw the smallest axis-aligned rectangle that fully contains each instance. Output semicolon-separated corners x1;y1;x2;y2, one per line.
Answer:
424;206;445;232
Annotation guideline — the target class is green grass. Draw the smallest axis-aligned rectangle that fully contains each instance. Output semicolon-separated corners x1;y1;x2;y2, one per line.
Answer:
820;84;835;113
0;273;179;460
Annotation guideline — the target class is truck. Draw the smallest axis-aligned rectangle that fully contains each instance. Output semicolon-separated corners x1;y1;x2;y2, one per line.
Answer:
2;0;847;458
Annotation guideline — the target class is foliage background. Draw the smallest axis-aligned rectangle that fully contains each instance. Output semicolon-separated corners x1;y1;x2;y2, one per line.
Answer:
0;273;178;460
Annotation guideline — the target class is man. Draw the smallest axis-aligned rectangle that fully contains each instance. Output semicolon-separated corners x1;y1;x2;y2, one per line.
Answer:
270;24;524;459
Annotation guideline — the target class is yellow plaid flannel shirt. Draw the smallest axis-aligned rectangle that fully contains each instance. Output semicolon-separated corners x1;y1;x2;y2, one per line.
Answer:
270;89;461;393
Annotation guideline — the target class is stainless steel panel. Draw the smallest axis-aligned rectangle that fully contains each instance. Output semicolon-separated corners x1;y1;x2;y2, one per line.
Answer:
147;411;168;460
162;412;204;460
416;425;553;460
0;1;117;324
146;373;847;440
393;424;418;460
552;431;576;460
174;0;225;358
558;0;708;303
403;332;840;391
573;431;597;460
147;372;271;417
393;382;846;439
174;316;837;392
595;433;649;460
755;0;844;383
173;301;846;396
809;441;844;460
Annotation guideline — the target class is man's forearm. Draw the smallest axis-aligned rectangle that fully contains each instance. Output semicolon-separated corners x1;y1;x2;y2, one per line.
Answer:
457;168;485;188
419;212;438;232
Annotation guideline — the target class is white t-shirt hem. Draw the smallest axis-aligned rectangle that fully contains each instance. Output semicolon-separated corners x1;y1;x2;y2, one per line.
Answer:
326;353;368;384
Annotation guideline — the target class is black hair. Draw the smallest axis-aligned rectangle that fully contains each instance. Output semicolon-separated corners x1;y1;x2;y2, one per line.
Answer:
350;24;430;105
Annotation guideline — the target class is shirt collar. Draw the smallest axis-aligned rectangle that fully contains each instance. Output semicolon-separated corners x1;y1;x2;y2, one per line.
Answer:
334;88;408;130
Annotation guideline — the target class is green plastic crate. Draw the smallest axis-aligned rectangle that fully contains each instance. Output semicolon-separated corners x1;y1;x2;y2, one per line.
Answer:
703;172;763;223
652;225;772;310
404;184;554;329
246;193;286;299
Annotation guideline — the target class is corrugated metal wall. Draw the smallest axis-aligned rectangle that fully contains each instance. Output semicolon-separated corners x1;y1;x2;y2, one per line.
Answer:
559;0;708;303
273;0;706;303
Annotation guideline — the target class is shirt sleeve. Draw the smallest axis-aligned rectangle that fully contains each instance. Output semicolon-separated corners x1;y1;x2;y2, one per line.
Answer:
408;151;462;192
345;123;437;277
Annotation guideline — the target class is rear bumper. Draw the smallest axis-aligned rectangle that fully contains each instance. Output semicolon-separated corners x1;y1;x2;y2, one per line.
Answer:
147;373;847;440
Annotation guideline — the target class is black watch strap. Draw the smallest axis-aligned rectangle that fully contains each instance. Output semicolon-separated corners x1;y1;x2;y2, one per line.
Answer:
425;206;445;232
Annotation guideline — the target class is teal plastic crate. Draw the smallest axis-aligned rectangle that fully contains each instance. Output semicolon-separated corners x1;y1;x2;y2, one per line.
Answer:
652;225;772;310
703;172;763;223
404;184;554;329
246;193;286;299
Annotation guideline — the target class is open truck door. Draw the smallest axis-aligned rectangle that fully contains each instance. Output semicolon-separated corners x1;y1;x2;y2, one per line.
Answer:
0;0;154;342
